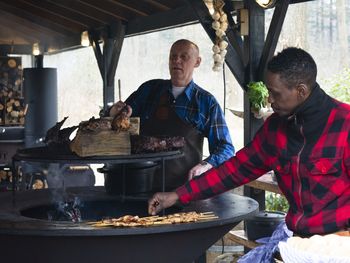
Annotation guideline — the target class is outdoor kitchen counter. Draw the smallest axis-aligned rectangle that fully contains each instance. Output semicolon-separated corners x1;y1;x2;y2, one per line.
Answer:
5;147;259;263
0;187;258;263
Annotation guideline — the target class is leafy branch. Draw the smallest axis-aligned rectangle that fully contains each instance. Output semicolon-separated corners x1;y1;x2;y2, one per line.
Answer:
247;81;269;112
265;192;289;212
325;68;350;103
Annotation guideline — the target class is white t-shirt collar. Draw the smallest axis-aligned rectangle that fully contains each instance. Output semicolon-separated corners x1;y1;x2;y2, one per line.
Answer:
172;85;186;99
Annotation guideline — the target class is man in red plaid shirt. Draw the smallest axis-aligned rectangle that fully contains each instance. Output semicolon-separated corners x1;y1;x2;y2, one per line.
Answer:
148;47;350;236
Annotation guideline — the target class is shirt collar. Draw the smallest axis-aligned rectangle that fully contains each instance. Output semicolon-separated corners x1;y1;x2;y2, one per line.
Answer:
287;83;330;124
183;80;195;100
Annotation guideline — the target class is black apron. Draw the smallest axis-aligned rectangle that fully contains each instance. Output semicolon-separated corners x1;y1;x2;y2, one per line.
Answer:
142;90;204;191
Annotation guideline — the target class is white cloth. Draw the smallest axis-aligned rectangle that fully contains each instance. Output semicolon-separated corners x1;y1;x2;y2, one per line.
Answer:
172;86;186;99
238;221;293;263
278;234;350;263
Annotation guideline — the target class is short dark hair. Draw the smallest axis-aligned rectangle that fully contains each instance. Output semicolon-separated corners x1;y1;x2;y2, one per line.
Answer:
267;47;317;89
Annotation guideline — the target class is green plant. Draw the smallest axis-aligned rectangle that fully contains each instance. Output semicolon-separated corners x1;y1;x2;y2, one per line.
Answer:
247;81;269;112
265;192;289;212
325;68;350;103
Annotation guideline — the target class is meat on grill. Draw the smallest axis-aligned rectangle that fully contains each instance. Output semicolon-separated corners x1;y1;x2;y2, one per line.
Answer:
78;117;112;132
131;135;185;154
112;111;131;131
111;106;130;132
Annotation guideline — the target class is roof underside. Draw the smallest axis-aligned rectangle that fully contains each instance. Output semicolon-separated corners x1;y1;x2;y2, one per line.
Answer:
0;0;313;55
0;0;197;54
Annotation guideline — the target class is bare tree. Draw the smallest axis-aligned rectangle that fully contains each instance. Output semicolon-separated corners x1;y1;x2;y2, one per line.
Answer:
336;0;349;68
278;3;308;50
330;0;334;45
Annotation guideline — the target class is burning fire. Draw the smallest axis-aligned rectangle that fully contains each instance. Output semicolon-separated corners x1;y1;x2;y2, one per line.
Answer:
48;196;82;222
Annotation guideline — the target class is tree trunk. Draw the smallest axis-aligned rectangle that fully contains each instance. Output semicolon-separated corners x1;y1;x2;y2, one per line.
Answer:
278;3;308;50
330;0;333;45
336;0;349;68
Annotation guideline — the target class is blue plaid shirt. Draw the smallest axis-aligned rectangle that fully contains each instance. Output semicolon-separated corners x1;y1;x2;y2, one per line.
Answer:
125;79;235;167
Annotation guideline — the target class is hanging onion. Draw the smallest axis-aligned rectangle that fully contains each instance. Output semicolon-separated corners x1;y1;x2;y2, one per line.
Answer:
205;0;229;72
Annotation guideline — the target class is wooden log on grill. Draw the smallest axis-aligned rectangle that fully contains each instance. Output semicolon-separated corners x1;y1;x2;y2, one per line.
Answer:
70;117;140;157
70;130;131;156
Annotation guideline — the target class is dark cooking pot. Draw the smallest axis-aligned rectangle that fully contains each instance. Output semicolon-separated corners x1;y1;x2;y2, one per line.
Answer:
245;210;286;240
99;161;159;195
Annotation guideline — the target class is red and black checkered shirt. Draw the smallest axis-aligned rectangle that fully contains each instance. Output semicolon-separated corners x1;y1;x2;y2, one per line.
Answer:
176;85;350;236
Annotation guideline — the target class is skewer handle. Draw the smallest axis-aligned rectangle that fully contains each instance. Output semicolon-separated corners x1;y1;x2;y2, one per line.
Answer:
118;79;122;101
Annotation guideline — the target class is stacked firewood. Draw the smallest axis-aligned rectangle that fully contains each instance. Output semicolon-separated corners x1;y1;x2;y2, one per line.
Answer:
0;57;24;126
0;88;25;125
0;169;12;184
0;167;22;191
4;98;26;125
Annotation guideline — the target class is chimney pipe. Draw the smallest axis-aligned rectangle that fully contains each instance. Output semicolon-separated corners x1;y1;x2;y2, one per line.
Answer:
34;55;43;68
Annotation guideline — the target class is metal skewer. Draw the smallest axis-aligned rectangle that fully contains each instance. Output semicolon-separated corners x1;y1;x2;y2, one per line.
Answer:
118;79;122;101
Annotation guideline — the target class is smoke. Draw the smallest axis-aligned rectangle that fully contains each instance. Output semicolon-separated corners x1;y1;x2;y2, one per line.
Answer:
48;196;82;222
46;164;83;222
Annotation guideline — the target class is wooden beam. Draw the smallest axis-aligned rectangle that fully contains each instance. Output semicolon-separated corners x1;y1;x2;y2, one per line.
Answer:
107;23;126;87
47;34;82;54
0;8;83;54
88;22;126;109
258;0;289;80
106;0;149;16
0;10;60;44
145;0;172;11
0;23;40;44
243;4;266;209
2;0;84;33
0;44;32;55
90;31;104;79
227;230;260;249
223;1;245;65
109;0;165;15
241;0;291;217
50;0;120;25
244;0;265;82
246;173;282;194
0;9;66;37
243;0;266;212
126;5;198;37
0;1;76;36
23;0;104;29
78;0;136;21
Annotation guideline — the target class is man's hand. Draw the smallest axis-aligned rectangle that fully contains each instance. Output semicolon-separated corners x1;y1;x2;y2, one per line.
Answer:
188;161;213;180
148;192;179;215
109;101;132;117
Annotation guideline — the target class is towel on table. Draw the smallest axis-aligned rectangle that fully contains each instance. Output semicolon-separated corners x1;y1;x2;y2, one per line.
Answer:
238;221;293;263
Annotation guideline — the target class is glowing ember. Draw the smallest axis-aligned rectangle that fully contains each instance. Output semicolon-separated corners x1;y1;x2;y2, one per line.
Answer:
48;197;82;222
